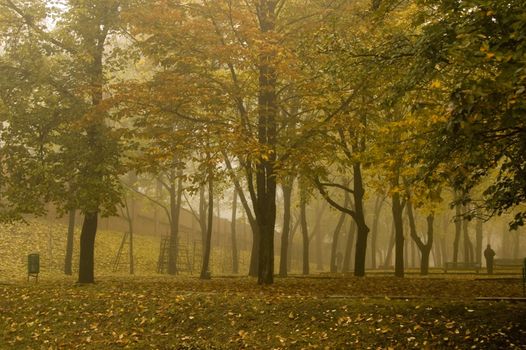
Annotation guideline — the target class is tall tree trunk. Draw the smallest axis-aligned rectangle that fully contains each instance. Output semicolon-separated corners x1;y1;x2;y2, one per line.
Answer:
201;171;214;279
199;185;207;246
231;189;239;274
440;235;448;267
501;221;511;257
410;237;416;268
126;172;137;275
315;217;324;271
254;0;278;285
168;184;177;276
453;200;461;263
383;224;395;268
462;205;474;263
124;197;135;275
370;196;384;269
128;217;134;275
256;195;276;285
249;228;260;277
404;230;411;269
78;212;98;283
309;201;327;271
222;153;259;277
76;15;111;284
168;170;183;275
420;215;433;275
287;217;299;272
330;193;349;273
475;218;483;265
434;230;442;268
279;179;293;277
407;201;433;275
392;192;405;277
352;163;369;277
64;208;75;275
342;221;356;273
300;190;309;275
154;179;161;235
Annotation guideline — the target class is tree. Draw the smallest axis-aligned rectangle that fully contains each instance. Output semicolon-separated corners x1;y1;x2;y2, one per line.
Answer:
412;0;526;229
0;0;126;283
279;177;294;277
64;209;76;275
329;190;349;273
231;188;239;274
125;0;354;284
406;202;434;275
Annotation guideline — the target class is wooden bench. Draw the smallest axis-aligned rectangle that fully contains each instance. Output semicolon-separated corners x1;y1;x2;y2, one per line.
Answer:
444;262;481;273
494;258;524;269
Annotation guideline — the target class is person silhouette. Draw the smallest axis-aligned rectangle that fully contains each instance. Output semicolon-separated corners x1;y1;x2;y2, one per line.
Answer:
484;244;496;274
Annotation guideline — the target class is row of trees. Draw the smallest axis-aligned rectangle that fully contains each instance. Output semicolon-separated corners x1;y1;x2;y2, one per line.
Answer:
1;0;524;284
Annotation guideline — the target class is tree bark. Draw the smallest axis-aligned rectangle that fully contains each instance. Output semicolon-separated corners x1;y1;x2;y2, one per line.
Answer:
279;179;293;277
199;185;207;247
252;0;278;285
300;190;309;275
287;216;299;272
78;212;98;283
168;170;183;275
370;196;384;269
76;12;110;284
422;215;434;273
249;228;260;277
440;234;448;267
453;200;461;263
383;223;395;268
410;236;416;268
462;205;474;263
64;208;75;275
222;153;259;277
404;231;409;268
342;221;356;273
231;189;239;274
352;163;369;277
201;171;214;279
392;192;405;277
407;201;433;275
330;193;349;273
433;229;442;268
475;218;483;265
309;201;327;271
124;197;135;275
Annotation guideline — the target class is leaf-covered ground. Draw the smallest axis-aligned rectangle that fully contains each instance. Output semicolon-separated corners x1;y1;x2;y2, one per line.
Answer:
0;276;525;349
1;221;525;348
0;220;249;281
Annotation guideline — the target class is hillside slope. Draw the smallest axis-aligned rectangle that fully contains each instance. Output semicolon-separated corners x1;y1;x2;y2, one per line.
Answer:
0;220;161;281
0;219;249;282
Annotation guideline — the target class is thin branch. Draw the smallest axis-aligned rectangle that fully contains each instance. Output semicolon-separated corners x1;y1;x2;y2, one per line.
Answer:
313;177;356;220
1;0;77;54
183;191;200;222
222;150;257;224
316;181;355;195
122;182;172;225
280;88;359;163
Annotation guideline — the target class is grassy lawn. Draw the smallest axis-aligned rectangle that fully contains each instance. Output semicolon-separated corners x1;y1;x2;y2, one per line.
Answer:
0;276;525;349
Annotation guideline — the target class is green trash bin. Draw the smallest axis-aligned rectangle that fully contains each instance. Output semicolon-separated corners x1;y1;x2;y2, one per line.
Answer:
28;253;40;282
